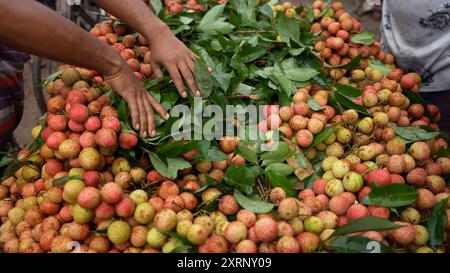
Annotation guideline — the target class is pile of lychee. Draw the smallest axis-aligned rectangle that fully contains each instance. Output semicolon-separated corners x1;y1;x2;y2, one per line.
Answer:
0;1;450;254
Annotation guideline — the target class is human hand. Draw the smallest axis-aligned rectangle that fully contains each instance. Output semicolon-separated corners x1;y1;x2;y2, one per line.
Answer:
146;25;200;98
104;62;168;137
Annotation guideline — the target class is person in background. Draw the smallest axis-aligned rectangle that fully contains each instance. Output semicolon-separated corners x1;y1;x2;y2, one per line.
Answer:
381;0;450;134
0;0;199;151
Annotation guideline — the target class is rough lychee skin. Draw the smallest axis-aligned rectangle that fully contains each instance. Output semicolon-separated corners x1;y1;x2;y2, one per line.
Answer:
218;195;239;215
416;188;436;210
269;187;286;203
46;131;67;150
118;132;138;150
154;208;177;232
342;172;363;193
325;179;345;197
254;217;278;242
224;221;247;244
346;204;370;222
186;224;209;246
77;186;101;209
410;142;431;161
278;198;299;220
401;207;421;224
425;175;446;194
236;210;257;228
296;232;320;253
51;234;73;253
157;181;180;200
279;106;294;122
84;116;101;132
100;182;123;204
389;221;415;245
366;169;392;186
95;128;117;149
368;206;390;219
295;129;314;148
107;220;131;245
388;155;406;174
406;168;427;186
79;131;97;148
78;147;101;171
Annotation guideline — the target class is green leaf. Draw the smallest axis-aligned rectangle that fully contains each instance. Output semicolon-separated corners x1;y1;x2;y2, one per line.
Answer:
274;15;300;47
435;147;450;158
261;142;295;166
289;48;305;56
361;184;418;208
41;70;63;86
52;175;83;187
194;57;214;98
266;170;296;197
195;198;219;213
234;189;275;213
259;4;273;19
265;163;294;176
150;0;163;17
427;198;448;248
198;5;234;34
351;32;375;45
236;143;258;165
230;0;257;26
271;71;295;98
331;236;393;253
1;160;25;180
307;96;323;111
369;59;392;76
334;91;371;116
148;152;191;180
239;46;266;63
0;154;15;168
224;165;256;195
295;154;308;169
301;174;316;189
284;68;319;82
332;217;401;237
390;123;440;142
335;83;362;98
308;123;339;150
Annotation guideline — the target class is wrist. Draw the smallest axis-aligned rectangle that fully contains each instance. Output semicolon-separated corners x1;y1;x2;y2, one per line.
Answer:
99;49;124;78
144;22;171;46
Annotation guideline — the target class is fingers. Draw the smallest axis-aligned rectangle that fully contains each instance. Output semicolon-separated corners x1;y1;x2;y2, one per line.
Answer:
179;62;200;97
151;61;164;78
137;95;148;137
142;96;156;137
166;65;187;98
127;96;141;132
146;92;169;120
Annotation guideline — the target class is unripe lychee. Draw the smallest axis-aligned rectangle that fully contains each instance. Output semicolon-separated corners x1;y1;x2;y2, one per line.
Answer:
78;147;101;171
342;172;363;192
357;117;374;134
325;179;344;197
401;207;421;224
278;197;299;220
331;160;350;179
107;220;131;245
386;138;406;155
72;204;94;224
154;208;177;232
186;224;209;246
388;155;406;174
416;188;436;210
410;142;431;161
224;221;247;244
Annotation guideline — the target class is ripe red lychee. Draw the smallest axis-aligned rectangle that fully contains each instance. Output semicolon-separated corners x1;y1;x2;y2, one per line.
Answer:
100;182;123;204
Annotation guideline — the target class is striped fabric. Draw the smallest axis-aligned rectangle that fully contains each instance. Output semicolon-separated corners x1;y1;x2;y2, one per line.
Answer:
0;44;30;149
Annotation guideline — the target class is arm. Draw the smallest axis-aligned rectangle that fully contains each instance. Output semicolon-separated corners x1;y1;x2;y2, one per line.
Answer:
92;0;200;98
0;0;166;137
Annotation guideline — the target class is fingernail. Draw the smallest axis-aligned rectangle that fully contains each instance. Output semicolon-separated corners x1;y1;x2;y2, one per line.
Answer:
142;131;147;138
151;130;156;137
165;113;170;120
135;124;139;130
182;92;187;98
196;91;201;96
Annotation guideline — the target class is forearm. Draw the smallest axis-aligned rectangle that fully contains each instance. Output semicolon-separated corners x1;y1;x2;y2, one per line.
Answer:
91;0;170;44
0;0;122;76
